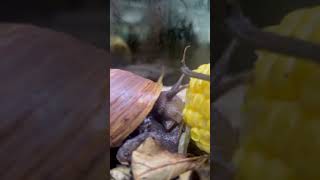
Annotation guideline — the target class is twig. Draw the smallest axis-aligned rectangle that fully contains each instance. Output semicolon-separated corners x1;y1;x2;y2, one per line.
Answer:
225;2;320;62
180;46;210;81
213;39;239;86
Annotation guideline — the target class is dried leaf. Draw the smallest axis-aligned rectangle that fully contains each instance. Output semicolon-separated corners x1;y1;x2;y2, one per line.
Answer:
195;163;210;180
131;137;207;180
110;165;132;180
179;171;193;180
179;162;210;180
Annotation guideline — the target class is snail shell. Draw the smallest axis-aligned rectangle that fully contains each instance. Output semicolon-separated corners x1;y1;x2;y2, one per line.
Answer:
110;69;162;147
0;23;107;179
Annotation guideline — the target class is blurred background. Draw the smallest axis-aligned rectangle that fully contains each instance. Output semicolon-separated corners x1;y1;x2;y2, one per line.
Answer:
212;1;320;178
110;0;210;85
214;0;320;76
0;0;107;49
0;1;108;179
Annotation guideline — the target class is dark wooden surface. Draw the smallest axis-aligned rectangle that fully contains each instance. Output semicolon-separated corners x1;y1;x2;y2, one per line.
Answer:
0;24;108;180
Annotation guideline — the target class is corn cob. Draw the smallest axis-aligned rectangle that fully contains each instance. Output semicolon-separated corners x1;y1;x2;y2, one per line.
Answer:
183;63;210;153
234;6;320;180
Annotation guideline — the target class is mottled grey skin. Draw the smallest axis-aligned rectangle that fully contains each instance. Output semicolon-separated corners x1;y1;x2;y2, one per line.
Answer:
153;91;185;131
116;116;180;164
116;75;185;164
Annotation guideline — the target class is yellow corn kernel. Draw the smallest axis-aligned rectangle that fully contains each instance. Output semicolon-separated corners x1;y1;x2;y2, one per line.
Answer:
237;6;320;180
183;63;210;153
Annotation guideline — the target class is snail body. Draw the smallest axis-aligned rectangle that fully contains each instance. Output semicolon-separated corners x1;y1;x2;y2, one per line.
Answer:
110;68;186;164
116;115;180;164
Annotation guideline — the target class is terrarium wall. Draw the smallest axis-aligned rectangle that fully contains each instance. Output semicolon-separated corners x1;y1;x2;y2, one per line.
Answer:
110;0;210;85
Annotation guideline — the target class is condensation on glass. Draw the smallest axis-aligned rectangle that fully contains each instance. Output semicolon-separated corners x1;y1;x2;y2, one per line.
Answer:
110;0;210;83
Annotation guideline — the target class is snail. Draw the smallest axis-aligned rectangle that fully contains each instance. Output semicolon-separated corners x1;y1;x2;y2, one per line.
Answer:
110;69;186;164
110;47;210;164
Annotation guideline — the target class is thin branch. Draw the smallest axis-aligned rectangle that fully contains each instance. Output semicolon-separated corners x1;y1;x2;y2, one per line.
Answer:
180;46;210;81
225;3;320;62
213;39;239;85
181;66;211;81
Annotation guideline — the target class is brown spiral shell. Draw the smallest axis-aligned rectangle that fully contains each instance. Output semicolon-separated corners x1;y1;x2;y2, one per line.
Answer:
110;69;162;147
0;23;107;180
